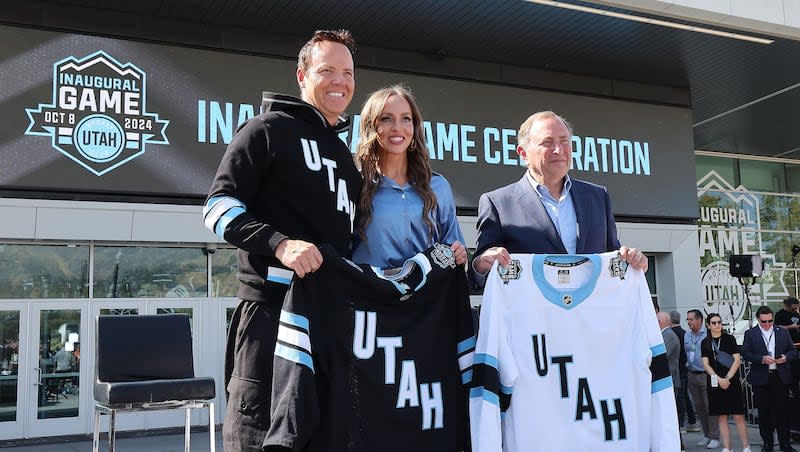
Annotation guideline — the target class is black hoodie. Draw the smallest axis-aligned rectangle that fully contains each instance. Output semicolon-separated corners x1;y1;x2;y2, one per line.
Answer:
204;92;362;302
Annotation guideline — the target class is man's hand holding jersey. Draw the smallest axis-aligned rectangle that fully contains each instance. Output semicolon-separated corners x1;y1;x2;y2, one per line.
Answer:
276;239;323;278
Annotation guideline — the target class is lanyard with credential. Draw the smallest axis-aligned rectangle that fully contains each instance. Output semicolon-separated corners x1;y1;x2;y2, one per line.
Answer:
763;330;774;354
689;332;702;351
712;337;721;362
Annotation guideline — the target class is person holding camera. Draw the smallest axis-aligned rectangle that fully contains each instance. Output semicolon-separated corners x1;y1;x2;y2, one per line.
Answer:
702;313;750;452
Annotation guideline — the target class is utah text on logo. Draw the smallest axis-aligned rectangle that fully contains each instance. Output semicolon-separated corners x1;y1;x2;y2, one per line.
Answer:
25;51;169;176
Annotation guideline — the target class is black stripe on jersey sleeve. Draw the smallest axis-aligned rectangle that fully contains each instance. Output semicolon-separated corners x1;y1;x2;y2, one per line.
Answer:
470;357;510;410
500;390;512;413
471;361;499;393
650;351;671;384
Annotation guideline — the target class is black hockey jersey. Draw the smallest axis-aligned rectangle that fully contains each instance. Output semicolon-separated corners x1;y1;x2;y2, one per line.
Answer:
264;244;476;452
203;93;362;302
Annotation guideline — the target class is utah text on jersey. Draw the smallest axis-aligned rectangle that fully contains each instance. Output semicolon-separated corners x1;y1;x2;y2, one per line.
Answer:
469;252;679;452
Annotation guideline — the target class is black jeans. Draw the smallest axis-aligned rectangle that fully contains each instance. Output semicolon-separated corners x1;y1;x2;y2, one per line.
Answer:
676;373;696;426
753;373;791;448
223;289;285;452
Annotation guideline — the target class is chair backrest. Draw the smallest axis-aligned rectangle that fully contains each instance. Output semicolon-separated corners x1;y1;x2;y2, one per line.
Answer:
96;314;195;382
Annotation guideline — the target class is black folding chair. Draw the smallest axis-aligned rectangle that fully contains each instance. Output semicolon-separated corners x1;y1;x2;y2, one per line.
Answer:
92;314;216;452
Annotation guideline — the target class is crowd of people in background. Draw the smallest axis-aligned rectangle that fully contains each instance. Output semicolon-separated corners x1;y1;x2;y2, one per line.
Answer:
663;302;800;452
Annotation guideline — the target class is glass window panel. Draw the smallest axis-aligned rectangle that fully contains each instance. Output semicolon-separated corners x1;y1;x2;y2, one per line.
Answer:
696;155;737;187
38;309;80;419
211;248;239;297
99;308;139;315
698;189;760;228
786;163;800;194
758;194;790;232
0;310;20;422
94;247;207;298
0;244;88;299
644;256;656;295
787;196;800;232
754;232;796;305
766;233;799;265
739;159;785;193
782;268;800;303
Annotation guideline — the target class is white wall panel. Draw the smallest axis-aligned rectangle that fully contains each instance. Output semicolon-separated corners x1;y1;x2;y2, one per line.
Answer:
132;208;217;243
731;0;785;24
671;0;732;16
36;207;133;240
0;205;37;239
784;0;800;28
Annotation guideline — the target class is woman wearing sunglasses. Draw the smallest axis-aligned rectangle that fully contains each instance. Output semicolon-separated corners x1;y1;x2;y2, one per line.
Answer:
701;313;750;452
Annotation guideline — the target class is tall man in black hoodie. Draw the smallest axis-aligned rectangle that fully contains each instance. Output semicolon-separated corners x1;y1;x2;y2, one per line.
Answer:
203;30;362;452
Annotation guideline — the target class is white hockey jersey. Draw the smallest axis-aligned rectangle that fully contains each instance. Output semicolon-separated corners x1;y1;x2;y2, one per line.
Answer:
469;252;679;452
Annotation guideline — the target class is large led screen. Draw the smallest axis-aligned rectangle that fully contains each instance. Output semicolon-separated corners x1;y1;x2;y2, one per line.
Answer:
0;25;697;219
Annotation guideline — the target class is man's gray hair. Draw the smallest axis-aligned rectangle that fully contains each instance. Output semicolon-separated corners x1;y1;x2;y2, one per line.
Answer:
517;111;573;149
669;310;681;324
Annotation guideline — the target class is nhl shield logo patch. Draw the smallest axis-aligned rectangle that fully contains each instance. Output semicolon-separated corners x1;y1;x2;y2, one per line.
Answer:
498;259;522;284
431;243;456;269
609;254;629;280
562;294;573;305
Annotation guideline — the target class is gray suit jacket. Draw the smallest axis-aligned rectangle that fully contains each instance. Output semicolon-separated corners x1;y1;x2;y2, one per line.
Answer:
662;327;681;388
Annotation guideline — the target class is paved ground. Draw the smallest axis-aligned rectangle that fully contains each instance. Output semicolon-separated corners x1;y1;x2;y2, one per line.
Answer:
0;422;791;451
2;428;223;451
682;423;764;451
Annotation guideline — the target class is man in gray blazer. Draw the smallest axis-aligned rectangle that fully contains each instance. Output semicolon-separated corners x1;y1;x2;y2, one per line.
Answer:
658;312;681;388
471;111;647;279
658;311;684;450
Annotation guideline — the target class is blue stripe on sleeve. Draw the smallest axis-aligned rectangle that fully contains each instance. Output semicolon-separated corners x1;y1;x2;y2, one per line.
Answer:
214;206;245;239
202;195;224;216
651;343;666;357
274;343;314;373
461;369;473;384
469;386;500;407
474;353;499;370
651;376;673;394
280;310;309;332
267;274;292;285
457;336;477;355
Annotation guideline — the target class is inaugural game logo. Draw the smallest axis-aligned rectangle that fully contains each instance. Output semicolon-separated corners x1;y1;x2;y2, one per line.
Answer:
24;51;169;176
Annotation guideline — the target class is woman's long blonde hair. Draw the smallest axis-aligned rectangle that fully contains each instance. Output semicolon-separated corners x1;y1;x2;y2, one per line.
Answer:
355;85;436;240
